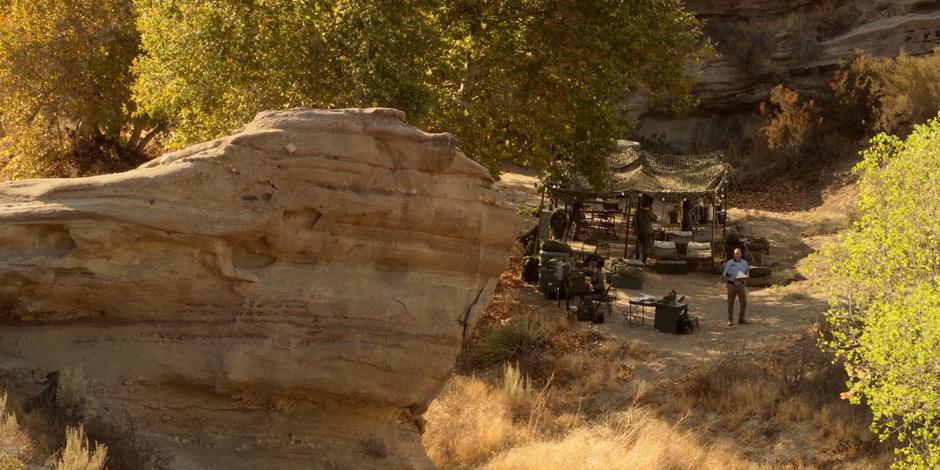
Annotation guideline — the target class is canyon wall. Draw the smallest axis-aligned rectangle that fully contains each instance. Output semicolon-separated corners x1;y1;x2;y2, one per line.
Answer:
632;0;940;151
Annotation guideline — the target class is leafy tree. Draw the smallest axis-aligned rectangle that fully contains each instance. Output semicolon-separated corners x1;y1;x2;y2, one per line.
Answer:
426;0;703;186
133;0;441;148
822;116;940;468
0;0;155;178
134;0;705;186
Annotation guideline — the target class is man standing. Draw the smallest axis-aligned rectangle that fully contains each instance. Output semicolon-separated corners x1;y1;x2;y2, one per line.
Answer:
723;247;750;326
635;196;657;263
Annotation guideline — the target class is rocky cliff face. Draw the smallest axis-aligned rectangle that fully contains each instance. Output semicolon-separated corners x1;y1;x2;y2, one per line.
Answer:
633;0;940;151
0;108;517;469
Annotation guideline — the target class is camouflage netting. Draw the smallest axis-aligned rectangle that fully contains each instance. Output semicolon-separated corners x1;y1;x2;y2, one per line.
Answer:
608;148;728;199
557;142;730;201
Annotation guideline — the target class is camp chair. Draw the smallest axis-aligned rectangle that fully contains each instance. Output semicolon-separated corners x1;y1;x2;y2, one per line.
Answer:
559;272;589;311
585;284;617;322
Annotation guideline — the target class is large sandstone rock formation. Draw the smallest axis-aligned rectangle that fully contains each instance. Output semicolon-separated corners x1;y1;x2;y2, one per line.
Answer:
0;108;516;469
633;0;940;151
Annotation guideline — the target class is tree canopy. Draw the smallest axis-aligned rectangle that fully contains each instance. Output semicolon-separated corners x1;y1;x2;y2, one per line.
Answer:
822;116;940;468
0;0;152;177
133;0;705;184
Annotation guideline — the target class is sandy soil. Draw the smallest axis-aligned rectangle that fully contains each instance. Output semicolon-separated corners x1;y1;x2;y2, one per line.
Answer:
493;168;875;466
496;167;853;390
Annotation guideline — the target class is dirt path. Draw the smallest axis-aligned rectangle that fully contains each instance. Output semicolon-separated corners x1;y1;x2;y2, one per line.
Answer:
496;168;850;388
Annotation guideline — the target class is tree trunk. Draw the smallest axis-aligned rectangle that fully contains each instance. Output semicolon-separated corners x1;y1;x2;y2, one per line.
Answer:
136;122;167;152
126;118;145;149
457;18;483;126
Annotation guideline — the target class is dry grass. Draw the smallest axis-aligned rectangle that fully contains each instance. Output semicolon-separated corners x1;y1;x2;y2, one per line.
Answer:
621;339;652;359
768;267;804;286
423;365;547;469
762;283;813;302
813;402;877;453
780;291;811;302
425;370;753;470
799;211;856;237
481;407;749;470
434;259;889;469
662;358;783;422
57;366;90;410
766;1;859;39
0;391;31;469
54;425;106;470
775;395;814;423
658;329;886;461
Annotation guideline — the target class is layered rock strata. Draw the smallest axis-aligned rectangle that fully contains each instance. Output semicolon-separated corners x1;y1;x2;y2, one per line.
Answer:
633;0;940;151
0;108;516;469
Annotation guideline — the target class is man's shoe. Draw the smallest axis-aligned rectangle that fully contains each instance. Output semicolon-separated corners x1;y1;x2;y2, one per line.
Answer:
727;321;734;327
738;319;749;325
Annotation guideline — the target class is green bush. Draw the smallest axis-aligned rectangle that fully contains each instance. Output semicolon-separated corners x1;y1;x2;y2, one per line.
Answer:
475;315;554;367
821;116;940;469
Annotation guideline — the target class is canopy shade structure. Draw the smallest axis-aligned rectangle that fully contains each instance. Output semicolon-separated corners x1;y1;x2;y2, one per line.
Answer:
551;141;730;203
537;140;731;264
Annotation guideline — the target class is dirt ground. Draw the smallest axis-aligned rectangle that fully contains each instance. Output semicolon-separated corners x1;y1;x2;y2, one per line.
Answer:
487;166;883;467
495;163;852;409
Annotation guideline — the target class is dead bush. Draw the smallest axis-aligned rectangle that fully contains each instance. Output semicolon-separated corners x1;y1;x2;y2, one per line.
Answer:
0;391;31;469
53;425;107;470
57;366;90;410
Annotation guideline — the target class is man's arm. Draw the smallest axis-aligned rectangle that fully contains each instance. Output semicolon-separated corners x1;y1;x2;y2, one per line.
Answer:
744;260;751;276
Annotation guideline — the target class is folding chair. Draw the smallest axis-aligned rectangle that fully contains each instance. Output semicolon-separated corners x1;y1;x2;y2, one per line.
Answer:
585;284;617;322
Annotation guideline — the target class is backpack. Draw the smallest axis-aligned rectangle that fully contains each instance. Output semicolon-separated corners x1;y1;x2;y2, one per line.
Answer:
522;257;540;283
576;302;593;322
592;306;605;324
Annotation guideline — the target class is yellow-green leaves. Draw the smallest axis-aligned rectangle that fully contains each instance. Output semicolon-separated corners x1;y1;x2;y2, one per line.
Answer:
0;0;143;178
823;116;940;469
133;0;705;184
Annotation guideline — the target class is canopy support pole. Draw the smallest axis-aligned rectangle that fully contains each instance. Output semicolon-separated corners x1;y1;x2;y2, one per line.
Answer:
534;185;546;253
710;200;717;264
623;194;633;259
721;201;727;261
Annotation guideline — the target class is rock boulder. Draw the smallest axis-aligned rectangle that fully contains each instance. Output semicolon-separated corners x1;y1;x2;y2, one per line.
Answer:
0;108;517;469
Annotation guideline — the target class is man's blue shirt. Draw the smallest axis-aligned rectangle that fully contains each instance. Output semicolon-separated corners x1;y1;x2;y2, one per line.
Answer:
723;259;750;284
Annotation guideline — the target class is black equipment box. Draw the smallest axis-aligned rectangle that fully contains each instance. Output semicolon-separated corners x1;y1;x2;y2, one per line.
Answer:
655;260;689;275
654;302;688;334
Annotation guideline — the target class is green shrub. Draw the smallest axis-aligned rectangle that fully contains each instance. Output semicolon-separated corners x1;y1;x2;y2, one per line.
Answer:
475;315;554;367
821;116;940;468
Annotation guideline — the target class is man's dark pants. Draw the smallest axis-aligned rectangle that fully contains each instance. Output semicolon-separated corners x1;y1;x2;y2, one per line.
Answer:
638;235;652;262
727;282;747;322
